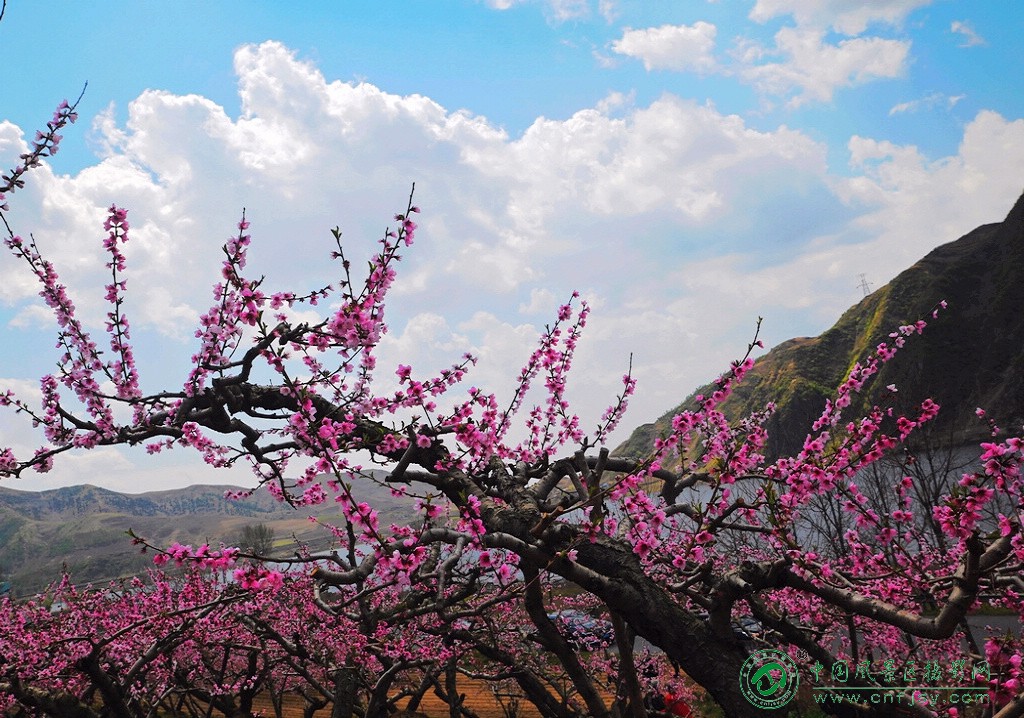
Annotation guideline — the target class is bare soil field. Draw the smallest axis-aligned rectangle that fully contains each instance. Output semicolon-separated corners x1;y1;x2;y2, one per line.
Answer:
252;677;603;718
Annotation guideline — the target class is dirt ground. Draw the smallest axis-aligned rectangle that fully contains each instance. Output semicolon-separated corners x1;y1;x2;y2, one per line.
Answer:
251;678;575;718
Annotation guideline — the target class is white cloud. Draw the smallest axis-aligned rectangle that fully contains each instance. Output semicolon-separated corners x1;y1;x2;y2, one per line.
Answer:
633;110;1024;386
518;288;559;315
749;0;933;35
739;28;910;107
3;41;1023;493
611;23;718;73
887;99;916;116
597;0;618;23
592;49;618;69
821;114;1024;321
0;121;25;167
468;94;827;233
843;111;1024;221
548;0;590;20
889;92;965;116
0;377;41;405
950;20;986;48
483;0;593;20
0;41;838;489
594;90;634;114
6;304;52;328
375;312;474;401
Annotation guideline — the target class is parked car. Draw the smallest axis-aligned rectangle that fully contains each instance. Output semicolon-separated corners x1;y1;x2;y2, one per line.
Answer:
729;620;756;649
697;612;760;648
734;615;781;645
547;609;614;649
735;616;764;639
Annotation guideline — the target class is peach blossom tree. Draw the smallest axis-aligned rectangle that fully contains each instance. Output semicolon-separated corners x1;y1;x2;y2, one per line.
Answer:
3;96;1024;718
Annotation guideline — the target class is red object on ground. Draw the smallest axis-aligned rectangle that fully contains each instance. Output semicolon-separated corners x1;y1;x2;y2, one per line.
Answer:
662;691;693;717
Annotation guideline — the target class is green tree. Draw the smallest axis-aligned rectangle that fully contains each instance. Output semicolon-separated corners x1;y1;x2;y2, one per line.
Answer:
239;523;276;557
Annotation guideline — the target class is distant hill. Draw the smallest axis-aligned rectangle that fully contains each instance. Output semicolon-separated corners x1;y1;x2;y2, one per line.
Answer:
617;191;1024;461
0;478;419;597
0;483;293;520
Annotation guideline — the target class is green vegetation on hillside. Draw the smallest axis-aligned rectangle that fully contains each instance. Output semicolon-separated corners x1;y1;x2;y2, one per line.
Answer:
618;193;1024;460
0;478;418;596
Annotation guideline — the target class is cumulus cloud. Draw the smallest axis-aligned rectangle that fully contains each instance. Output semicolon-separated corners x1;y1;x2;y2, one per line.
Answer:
729;3;915;107
749;0;933;35
0;40;838;485
518;287;560;315
815;113;1024;321
950;20;986;48
738;28;910;106
470;95;827;232
637;110;1024;378
611;23;718;73
2;41;1023;491
843;111;1024;226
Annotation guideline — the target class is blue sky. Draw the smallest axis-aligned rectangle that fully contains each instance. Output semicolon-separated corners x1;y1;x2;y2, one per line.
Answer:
1;0;1023;492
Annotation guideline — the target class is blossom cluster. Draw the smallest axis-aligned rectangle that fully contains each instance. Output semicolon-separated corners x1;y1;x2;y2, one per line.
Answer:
0;96;79;208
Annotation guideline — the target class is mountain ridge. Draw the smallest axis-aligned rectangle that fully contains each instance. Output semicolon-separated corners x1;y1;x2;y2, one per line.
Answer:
0;479;417;596
617;190;1024;460
0;482;297;520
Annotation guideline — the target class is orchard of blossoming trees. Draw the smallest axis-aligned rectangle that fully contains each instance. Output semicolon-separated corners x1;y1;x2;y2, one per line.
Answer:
3;87;1024;718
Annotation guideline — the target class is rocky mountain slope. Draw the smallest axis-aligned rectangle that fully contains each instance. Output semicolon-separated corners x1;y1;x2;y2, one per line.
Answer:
618;191;1024;460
